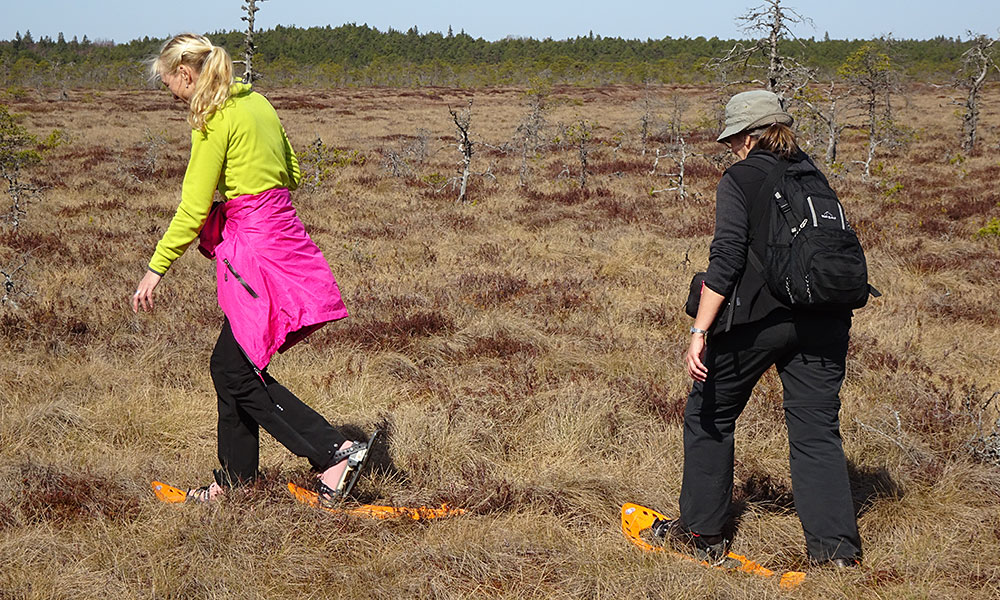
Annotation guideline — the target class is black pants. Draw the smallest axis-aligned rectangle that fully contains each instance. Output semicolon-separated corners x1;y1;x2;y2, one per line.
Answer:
210;319;346;484
679;312;862;562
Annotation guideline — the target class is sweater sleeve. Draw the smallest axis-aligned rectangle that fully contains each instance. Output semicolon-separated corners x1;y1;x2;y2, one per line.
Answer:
282;127;301;191
703;172;750;297
147;123;228;275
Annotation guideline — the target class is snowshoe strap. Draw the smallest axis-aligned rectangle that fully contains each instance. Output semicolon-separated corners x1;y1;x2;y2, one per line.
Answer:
186;486;212;503
329;440;369;466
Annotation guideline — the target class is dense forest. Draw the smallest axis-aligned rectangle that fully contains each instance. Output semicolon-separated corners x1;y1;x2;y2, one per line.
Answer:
0;23;981;88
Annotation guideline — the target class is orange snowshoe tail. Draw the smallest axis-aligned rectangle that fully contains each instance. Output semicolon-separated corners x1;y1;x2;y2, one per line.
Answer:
287;482;465;521
151;481;188;504
621;503;805;590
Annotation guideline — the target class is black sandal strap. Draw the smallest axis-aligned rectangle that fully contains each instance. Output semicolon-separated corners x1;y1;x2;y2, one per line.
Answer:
316;480;336;497
329;440;368;466
315;479;343;507
186;486;211;503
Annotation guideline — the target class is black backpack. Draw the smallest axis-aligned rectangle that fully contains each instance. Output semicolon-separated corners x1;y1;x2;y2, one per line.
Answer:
746;157;879;311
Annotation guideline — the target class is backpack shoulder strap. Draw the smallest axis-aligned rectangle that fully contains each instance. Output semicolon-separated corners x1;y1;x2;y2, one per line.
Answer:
745;158;790;274
716;156;788;333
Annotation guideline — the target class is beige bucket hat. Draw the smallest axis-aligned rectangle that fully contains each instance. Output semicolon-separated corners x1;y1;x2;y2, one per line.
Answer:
717;90;793;143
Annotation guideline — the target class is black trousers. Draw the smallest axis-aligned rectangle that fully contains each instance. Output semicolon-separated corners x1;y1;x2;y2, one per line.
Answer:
210;319;346;484
679;312;862;562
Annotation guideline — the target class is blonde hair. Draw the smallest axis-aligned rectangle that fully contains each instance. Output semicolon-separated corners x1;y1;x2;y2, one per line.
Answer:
150;33;234;131
749;123;798;159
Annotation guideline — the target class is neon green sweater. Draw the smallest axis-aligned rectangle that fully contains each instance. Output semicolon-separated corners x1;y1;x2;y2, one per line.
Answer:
148;82;301;274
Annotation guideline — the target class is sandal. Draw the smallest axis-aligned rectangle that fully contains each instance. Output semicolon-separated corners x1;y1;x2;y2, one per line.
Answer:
317;429;382;505
186;483;224;503
185;470;227;503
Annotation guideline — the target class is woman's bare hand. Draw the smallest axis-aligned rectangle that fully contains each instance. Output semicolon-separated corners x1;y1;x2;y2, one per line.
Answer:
686;333;708;381
132;270;162;313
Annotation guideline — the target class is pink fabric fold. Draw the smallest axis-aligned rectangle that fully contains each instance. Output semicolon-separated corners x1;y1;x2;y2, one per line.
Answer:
198;188;348;370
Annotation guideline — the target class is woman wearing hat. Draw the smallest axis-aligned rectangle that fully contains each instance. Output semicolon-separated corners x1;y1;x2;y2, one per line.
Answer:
650;90;862;567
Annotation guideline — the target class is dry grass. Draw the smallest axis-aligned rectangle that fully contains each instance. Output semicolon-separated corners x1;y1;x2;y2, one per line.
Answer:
1;83;1000;598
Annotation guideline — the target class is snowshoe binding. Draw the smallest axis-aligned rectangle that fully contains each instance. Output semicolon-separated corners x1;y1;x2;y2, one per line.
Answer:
316;429;382;506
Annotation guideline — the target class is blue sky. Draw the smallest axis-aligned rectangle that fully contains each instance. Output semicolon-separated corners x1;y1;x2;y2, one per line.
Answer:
2;0;997;44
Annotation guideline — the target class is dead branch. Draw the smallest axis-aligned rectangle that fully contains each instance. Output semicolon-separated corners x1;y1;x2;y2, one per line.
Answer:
710;0;816;100
448;100;474;203
0;254;32;308
237;0;267;83
854;407;925;466
957;33;999;152
650;138;694;200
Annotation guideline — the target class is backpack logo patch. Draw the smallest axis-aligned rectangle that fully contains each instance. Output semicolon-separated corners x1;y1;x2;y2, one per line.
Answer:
820;210;838;221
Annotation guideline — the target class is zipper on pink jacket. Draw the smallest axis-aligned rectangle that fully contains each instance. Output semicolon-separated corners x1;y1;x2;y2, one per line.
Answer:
223;259;259;298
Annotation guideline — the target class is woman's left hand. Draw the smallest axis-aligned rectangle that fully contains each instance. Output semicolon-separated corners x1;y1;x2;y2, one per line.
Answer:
686;333;708;381
687;286;725;382
132;270;162;313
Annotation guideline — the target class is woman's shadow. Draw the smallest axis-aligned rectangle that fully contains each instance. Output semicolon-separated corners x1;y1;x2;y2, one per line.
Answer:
725;460;903;538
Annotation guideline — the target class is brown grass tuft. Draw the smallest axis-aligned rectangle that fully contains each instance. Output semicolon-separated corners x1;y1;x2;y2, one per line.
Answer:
322;310;454;351
457;272;530;307
16;464;141;525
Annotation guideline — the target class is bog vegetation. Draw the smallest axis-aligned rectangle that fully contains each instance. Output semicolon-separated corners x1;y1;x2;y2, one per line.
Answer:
0;76;999;597
2;0;1000;594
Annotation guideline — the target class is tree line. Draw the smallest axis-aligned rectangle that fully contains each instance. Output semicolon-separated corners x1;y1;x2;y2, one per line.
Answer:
0;23;984;89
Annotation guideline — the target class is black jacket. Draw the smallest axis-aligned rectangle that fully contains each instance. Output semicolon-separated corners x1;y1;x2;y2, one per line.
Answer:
704;147;806;330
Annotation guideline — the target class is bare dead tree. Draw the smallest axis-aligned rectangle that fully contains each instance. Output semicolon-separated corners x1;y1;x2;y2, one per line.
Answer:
381;129;431;178
448;100;474;202
435;101;498;201
0;166;39;230
1;144;43;230
565;120;593;189
442;101;497;202
382;149;410;177
0;105;41;311
796;81;850;166
578;128;590;189
0;254;31;308
238;0;267;83
662;94;688;146
957;33;1000;152
635;83;664;155
112;129;168;186
638;101;653;155
650;137;693;200
710;0;815;102
839;39;901;180
0;105;41;230
515;88;548;186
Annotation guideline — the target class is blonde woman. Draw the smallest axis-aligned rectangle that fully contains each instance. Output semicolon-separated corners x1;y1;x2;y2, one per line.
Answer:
133;34;374;503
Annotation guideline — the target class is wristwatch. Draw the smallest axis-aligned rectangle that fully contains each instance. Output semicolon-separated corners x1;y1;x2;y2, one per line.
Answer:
690;326;709;335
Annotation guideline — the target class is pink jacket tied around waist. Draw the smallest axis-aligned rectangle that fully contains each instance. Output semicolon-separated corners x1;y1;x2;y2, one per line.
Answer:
198;188;348;370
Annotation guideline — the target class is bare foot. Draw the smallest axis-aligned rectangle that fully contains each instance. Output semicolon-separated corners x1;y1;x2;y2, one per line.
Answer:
319;440;354;491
